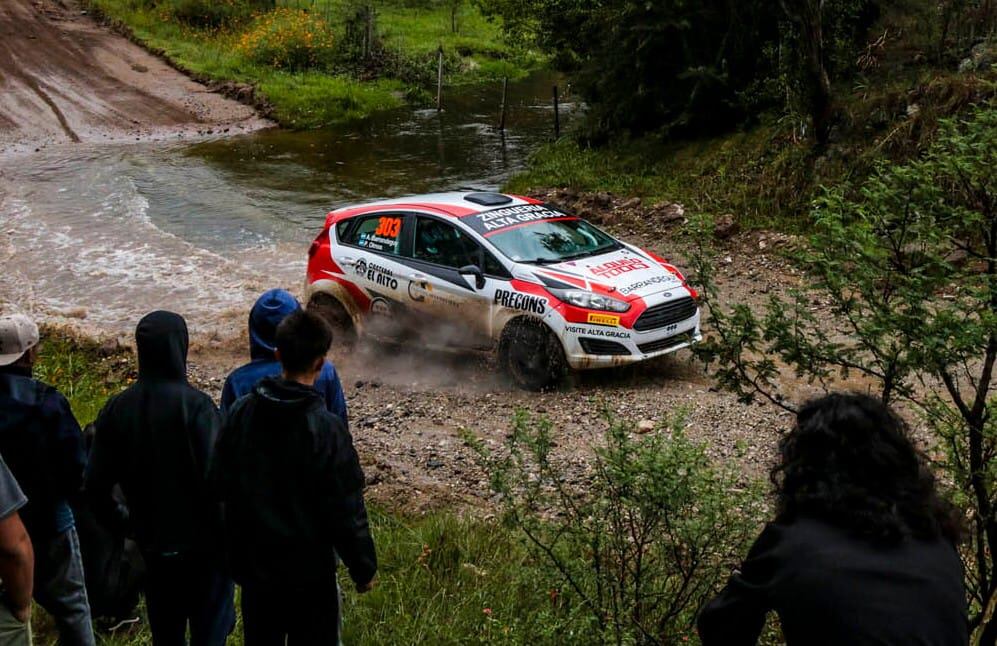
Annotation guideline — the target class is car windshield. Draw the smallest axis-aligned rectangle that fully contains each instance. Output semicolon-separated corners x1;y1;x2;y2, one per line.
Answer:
486;218;621;264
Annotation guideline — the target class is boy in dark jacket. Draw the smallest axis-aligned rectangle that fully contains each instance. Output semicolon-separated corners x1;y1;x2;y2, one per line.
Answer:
0;313;95;645
221;289;348;425
213;310;376;646
85;311;234;646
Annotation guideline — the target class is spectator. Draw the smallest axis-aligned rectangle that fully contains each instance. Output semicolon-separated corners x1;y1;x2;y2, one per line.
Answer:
0;314;94;645
213;310;376;646
221;289;348;425
698;392;968;646
0;454;33;646
70;425;144;632
85;311;234;646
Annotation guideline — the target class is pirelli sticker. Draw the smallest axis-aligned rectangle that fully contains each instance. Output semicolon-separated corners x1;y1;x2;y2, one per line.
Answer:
587;313;620;327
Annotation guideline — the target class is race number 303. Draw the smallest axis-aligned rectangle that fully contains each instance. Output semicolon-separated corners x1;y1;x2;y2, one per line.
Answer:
375;217;402;238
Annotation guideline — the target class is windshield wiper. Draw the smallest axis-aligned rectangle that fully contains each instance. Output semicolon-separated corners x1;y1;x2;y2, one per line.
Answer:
523;258;563;265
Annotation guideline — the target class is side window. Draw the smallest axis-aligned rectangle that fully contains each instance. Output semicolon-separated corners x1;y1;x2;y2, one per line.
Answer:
414;218;482;269
482;250;508;277
335;219;351;241
343;214;404;254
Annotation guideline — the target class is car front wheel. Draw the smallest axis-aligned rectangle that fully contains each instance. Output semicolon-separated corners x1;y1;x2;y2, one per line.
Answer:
499;318;567;391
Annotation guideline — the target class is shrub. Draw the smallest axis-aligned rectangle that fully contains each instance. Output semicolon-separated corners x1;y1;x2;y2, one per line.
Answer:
238;9;336;71
468;411;765;644
690;103;997;641
158;0;263;29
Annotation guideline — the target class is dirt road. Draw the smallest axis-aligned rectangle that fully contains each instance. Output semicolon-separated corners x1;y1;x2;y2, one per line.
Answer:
0;0;269;153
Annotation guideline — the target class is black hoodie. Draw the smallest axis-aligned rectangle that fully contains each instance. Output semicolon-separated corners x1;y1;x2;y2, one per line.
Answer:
85;311;222;556
212;376;376;587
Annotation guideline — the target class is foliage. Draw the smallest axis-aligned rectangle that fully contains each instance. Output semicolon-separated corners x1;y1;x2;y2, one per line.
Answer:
156;0;267;28
238;9;337;71
688;103;997;641
33;329;131;426
477;0;881;141
468;411;765;644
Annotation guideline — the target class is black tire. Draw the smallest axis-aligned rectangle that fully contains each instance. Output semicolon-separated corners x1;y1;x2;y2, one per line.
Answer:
499;318;567;391
307;293;357;347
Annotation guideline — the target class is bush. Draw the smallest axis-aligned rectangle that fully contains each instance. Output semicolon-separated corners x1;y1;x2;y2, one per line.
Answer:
158;0;264;29
468;411;765;644
238;9;337;71
690;103;997;641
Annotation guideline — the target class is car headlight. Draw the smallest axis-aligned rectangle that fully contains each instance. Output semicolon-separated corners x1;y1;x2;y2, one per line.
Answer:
549;288;631;313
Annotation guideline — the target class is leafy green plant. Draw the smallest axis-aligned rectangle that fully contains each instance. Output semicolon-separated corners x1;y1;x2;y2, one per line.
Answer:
468;411;764;645
158;0;265;29
689;103;997;641
238;8;337;71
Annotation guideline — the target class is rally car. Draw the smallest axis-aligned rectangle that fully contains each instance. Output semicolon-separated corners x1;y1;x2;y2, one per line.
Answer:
305;191;701;390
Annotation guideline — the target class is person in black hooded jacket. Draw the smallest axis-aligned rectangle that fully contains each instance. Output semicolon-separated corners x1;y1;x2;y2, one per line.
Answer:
213;309;376;646
84;311;234;646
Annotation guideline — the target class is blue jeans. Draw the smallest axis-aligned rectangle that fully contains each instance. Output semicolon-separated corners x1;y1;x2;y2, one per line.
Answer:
34;528;95;646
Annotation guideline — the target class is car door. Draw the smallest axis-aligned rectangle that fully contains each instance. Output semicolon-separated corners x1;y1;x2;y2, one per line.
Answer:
338;211;415;338
404;215;506;349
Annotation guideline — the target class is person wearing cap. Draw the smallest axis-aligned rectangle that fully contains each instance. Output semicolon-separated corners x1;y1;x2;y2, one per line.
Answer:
0;453;34;646
0;314;95;645
85;312;234;646
221;289;348;426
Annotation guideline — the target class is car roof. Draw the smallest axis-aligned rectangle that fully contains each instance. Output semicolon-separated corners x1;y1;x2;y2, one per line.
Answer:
329;191;539;219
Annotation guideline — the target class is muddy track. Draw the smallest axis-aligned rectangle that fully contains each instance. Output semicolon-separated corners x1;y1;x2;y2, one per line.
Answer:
0;0;270;153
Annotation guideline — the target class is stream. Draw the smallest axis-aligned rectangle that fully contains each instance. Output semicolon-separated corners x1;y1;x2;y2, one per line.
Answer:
0;71;574;334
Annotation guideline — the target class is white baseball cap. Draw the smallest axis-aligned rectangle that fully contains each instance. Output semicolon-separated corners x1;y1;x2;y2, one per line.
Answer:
0;314;40;366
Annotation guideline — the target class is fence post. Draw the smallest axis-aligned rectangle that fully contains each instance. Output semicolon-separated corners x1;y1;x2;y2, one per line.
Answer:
553;84;560;139
436;48;445;112
498;76;508;132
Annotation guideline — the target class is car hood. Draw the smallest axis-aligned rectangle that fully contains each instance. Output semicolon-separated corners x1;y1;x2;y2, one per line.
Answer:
531;248;685;299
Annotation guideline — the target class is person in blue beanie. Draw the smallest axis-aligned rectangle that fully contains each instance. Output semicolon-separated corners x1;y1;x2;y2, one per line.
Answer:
221;289;348;426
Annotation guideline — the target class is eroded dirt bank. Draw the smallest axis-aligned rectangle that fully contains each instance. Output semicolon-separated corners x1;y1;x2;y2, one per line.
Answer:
0;0;270;154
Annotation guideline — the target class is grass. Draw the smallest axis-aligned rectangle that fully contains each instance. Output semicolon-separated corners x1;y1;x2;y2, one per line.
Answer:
85;0;543;127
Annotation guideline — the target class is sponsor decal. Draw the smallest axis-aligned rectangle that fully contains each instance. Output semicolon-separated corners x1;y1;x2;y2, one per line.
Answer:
565;325;630;339
589;257;650;278
494;289;548;315
370;297;392;317
587;313;621;327
356;259;399;290
467;204;574;235
619;274;678;295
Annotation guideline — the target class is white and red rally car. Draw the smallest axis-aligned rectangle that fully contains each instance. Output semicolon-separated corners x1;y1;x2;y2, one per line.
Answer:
305;192;701;389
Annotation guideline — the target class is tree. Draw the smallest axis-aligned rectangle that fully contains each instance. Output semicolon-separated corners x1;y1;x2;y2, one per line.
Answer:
780;0;834;145
690;104;997;640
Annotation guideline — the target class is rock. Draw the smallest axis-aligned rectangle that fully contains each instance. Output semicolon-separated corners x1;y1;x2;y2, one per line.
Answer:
637;420;655;434
620;197;642;210
714;214;740;240
959;42;997;72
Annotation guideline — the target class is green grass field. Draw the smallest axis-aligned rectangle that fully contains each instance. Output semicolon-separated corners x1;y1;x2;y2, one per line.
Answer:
85;0;542;128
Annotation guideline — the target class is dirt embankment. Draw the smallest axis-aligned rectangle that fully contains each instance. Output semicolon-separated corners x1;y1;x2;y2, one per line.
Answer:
0;0;270;154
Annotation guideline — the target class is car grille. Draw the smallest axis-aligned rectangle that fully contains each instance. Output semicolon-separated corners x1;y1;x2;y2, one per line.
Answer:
637;331;695;354
579;338;631;356
633;297;697;332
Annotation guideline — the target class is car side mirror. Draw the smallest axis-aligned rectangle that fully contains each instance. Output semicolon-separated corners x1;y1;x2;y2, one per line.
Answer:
459;265;486;290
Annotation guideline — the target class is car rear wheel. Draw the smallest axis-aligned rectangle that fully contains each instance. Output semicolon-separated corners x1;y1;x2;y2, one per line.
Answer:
307;293;357;347
500;318;567;391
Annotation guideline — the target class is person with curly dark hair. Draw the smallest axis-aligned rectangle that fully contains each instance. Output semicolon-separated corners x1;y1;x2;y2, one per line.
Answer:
698;392;968;645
